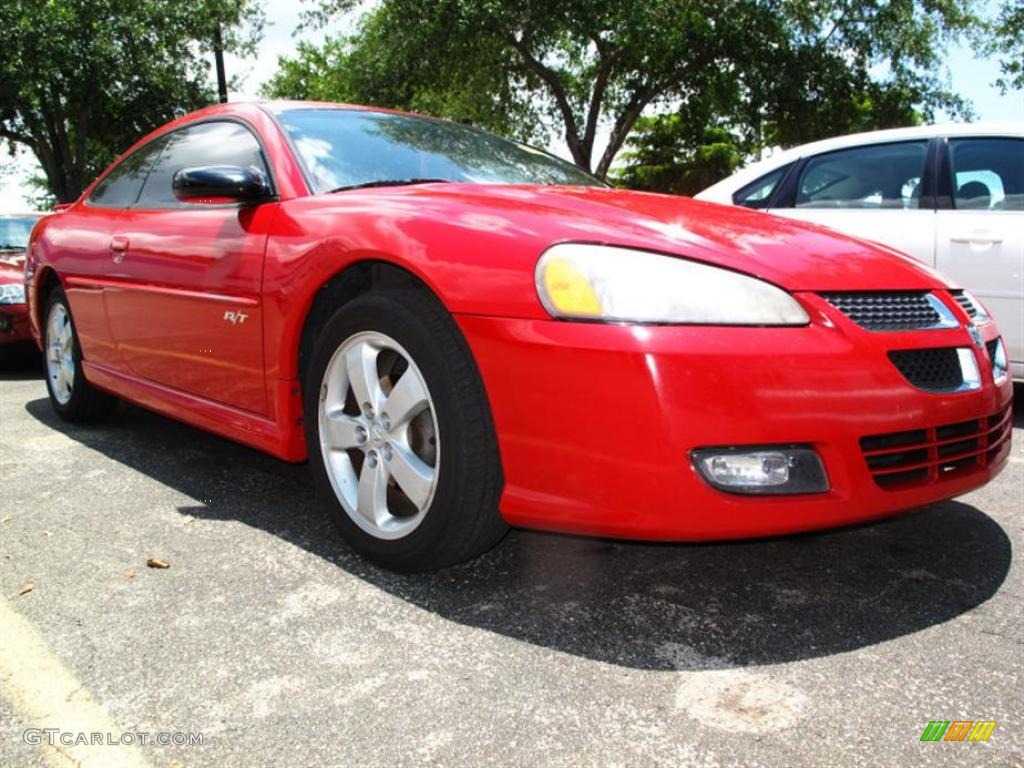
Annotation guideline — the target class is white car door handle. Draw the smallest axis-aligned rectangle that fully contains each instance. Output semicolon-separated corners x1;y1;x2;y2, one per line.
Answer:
950;233;1003;245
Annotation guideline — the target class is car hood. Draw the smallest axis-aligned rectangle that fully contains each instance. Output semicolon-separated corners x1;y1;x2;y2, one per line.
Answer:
0;257;25;284
373;183;952;292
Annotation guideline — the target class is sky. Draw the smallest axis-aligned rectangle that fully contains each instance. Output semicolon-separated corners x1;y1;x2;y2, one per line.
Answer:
1;0;1022;210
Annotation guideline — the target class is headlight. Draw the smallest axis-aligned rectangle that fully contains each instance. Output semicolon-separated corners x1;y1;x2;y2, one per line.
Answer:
535;243;809;325
0;283;25;305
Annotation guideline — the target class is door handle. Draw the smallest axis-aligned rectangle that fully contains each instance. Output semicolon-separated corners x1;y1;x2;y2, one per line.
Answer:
950;233;1003;245
109;235;128;263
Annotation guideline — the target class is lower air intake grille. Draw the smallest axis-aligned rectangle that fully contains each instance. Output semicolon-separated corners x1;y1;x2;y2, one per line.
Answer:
888;348;964;392
821;292;940;331
860;406;1012;489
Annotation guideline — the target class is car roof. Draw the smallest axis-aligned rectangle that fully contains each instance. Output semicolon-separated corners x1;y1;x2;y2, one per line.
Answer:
778;122;1020;155
186;99;426;122
698;122;1024;199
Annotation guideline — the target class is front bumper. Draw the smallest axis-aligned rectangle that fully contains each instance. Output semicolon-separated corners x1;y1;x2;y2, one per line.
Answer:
0;303;32;347
456;293;1012;541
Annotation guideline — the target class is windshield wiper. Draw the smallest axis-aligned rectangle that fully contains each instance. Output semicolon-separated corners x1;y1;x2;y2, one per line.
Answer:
327;178;454;194
0;244;26;250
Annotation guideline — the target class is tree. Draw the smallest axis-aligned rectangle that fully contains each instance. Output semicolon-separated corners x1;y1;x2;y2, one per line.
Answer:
616;119;744;196
266;0;981;183
981;0;1024;93
0;0;264;203
268;0;755;177
733;0;976;149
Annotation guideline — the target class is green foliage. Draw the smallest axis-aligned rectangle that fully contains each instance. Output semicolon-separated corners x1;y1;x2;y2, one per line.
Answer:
734;0;977;147
0;0;264;203
615;118;744;195
267;0;759;176
270;0;983;189
981;0;1024;92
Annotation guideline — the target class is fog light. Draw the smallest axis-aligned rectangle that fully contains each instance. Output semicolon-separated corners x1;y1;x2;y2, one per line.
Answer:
692;446;829;495
0;316;11;333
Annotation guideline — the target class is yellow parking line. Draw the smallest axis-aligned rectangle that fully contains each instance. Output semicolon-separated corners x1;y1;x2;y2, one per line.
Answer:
0;598;153;768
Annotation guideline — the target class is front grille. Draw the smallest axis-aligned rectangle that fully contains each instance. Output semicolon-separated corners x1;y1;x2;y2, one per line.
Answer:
860;406;1012;489
951;290;978;318
888;348;964;392
821;292;941;331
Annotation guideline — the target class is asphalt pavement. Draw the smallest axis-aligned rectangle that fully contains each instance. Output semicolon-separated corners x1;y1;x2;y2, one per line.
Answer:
1;361;1021;767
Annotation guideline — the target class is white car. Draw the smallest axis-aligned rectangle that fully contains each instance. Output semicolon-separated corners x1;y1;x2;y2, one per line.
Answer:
697;123;1023;379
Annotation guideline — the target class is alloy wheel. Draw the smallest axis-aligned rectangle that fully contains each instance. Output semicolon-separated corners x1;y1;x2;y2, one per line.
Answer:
46;303;75;406
318;330;440;540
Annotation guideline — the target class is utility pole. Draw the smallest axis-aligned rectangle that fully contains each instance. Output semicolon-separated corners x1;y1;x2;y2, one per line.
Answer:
214;21;228;103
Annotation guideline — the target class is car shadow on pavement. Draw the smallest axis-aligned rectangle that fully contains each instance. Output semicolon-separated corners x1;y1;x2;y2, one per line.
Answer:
24;395;1016;672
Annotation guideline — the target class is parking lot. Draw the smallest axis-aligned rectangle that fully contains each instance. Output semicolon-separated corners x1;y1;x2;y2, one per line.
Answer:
1;365;1021;767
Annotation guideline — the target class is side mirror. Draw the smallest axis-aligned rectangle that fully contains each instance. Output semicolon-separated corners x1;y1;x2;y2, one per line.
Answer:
172;165;273;204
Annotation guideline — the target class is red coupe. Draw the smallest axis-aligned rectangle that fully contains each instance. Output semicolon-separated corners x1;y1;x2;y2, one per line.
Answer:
1;213;41;350
26;102;1012;570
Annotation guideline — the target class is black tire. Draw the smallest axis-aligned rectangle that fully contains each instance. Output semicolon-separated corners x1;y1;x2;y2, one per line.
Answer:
42;287;117;422
304;289;506;571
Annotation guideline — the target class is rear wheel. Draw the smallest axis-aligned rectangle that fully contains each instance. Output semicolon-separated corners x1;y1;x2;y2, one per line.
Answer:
305;289;506;571
43;288;117;422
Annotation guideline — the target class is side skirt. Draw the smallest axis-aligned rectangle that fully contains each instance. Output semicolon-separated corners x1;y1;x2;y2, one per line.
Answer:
82;361;307;462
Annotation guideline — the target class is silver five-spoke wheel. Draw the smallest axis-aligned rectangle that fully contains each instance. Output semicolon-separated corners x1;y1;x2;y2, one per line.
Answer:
46;303;75;405
318;330;440;540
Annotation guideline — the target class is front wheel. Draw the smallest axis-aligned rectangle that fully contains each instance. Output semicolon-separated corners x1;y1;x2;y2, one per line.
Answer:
43;288;117;422
305;289;506;571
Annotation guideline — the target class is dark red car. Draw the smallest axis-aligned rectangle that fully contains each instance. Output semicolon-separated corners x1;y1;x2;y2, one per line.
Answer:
1;213;41;350
26;102;1012;570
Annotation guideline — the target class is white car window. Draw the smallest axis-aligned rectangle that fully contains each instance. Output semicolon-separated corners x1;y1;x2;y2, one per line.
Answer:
949;138;1024;211
795;141;929;210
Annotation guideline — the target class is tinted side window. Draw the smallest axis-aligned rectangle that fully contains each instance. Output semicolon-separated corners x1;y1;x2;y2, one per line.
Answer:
88;138;167;208
733;164;791;209
949;137;1024;211
796;141;929;210
136;121;269;207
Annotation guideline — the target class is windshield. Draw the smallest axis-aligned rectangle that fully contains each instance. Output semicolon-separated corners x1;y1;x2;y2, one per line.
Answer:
273;107;601;193
0;216;39;250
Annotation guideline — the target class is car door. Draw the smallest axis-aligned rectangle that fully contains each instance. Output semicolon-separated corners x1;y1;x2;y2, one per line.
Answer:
53;139;167;369
768;140;937;267
934;135;1024;374
104;120;276;414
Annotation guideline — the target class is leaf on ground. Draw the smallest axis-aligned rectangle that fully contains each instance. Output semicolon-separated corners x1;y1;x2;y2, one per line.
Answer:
124;569;137;580
0;516;11;524
18;579;34;596
146;557;171;569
